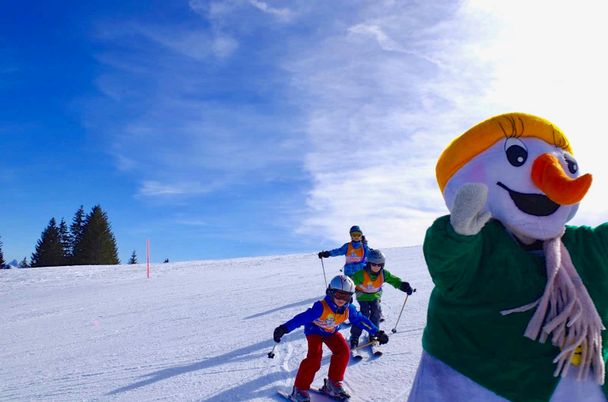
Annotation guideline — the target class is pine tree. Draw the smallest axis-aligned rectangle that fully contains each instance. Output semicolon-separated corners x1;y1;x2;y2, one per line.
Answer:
19;257;29;268
72;205;120;265
128;250;137;264
0;236;6;269
30;218;67;267
69;205;86;264
58;218;71;262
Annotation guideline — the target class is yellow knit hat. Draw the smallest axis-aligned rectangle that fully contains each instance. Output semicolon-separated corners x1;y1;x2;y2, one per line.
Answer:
436;112;573;192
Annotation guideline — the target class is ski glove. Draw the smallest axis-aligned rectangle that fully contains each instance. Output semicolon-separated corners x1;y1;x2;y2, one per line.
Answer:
318;251;331;259
400;281;413;295
273;324;288;343
371;330;389;345
449;183;492;236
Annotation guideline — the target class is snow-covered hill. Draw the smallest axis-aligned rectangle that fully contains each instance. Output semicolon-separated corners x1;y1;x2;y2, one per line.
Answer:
0;246;431;401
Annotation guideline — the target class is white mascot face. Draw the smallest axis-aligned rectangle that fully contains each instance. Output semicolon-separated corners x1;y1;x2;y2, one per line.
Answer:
444;137;584;240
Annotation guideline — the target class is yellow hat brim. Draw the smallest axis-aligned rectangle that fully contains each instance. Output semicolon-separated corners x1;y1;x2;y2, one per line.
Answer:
436;112;572;192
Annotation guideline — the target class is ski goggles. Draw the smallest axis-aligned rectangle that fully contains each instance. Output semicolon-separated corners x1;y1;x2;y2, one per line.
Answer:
333;290;353;301
350;232;363;240
370;263;384;268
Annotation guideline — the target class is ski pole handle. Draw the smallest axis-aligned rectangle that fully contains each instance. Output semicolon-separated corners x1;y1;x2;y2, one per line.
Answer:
391;288;415;333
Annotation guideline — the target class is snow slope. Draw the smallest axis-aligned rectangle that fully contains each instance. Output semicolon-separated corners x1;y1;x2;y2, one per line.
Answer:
0;246;431;401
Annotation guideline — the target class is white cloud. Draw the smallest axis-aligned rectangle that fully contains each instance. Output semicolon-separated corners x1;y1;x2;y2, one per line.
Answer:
96;11;240;62
88;10;310;202
173;217;208;226
348;24;411;54
88;1;608;251
211;35;239;59
135;25;237;61
249;0;294;22
283;3;485;247
289;1;608;247
138;181;209;197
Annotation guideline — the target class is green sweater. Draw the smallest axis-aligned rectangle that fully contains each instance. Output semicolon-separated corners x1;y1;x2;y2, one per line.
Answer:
423;215;608;402
351;267;404;302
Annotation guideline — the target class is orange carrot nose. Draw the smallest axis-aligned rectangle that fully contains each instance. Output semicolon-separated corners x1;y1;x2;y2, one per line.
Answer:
531;153;592;205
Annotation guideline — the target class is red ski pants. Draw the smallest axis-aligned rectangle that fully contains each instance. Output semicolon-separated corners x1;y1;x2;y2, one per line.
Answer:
294;332;350;390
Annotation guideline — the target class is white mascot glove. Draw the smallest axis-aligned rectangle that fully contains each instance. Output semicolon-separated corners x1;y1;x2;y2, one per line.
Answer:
449;183;492;236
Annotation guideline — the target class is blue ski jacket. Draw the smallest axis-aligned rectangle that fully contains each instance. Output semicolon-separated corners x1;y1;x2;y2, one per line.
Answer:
282;295;379;337
328;241;369;276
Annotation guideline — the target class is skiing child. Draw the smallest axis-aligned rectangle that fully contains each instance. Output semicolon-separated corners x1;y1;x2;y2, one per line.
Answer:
349;249;413;349
273;275;389;402
318;226;370;277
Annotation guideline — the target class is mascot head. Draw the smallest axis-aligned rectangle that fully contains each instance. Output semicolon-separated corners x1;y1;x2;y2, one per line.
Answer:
436;112;592;240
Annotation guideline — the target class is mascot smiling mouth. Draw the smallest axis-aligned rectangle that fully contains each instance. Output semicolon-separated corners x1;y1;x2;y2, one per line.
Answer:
496;182;560;216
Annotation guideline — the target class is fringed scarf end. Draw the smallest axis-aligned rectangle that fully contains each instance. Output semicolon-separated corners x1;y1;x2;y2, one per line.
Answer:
501;235;605;384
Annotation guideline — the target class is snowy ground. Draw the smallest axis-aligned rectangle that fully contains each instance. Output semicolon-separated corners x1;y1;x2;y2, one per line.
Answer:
0;246;431;401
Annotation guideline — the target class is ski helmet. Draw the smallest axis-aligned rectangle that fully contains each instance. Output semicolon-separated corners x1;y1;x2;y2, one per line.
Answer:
367;249;385;267
326;275;355;302
349;225;362;235
328;274;356;293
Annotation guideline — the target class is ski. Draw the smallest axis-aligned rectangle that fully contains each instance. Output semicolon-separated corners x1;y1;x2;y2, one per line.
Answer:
312;388;350;401
278;388;338;401
350;348;363;361
370;343;383;356
277;390;296;401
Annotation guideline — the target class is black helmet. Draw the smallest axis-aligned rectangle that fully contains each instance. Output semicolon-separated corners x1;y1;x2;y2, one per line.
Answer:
349;225;362;234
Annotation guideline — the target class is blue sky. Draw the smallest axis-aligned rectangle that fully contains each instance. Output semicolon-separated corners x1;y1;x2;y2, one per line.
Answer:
2;0;608;263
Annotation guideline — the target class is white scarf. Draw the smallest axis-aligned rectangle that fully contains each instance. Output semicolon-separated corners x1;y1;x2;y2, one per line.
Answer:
501;234;605;384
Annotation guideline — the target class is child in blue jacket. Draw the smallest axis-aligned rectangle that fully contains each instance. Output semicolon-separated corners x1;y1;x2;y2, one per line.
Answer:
273;275;389;402
318;226;369;277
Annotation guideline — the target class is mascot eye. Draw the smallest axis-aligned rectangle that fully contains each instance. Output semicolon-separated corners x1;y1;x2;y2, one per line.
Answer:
504;138;528;167
564;156;578;174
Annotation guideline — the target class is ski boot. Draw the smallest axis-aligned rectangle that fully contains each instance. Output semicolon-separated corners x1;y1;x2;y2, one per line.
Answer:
320;378;351;400
349;338;362;360
290;386;311;402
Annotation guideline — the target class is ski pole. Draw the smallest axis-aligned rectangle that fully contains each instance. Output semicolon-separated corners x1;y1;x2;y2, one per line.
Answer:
320;257;328;287
391;289;416;333
353;339;379;350
267;344;277;359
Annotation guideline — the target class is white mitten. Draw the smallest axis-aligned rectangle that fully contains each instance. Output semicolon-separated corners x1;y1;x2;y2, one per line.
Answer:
449;183;492;236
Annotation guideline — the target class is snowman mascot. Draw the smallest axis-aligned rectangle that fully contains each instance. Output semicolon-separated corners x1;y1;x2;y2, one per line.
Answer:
408;113;608;402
